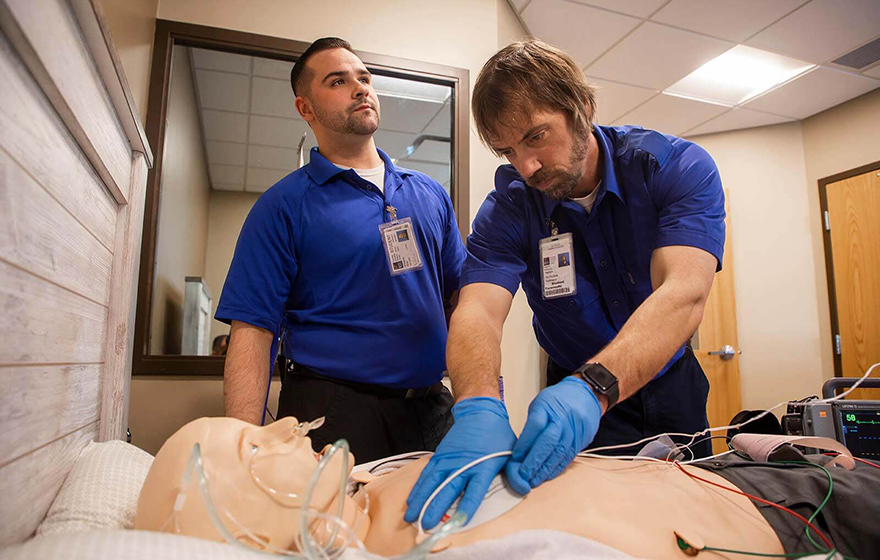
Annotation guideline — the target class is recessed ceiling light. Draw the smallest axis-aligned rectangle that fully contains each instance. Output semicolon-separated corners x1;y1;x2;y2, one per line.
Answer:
665;45;815;106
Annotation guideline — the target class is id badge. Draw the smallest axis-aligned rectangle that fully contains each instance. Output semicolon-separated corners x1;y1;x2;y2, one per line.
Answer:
539;233;577;300
378;217;424;276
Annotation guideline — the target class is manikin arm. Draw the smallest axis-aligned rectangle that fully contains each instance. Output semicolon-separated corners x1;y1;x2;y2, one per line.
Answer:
446;283;514;401
223;320;274;425
588;245;717;406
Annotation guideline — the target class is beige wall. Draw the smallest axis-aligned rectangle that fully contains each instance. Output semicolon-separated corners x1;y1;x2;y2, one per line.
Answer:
149;47;211;354
129;0;539;453
688;89;880;412
204;191;261;342
99;0;158;124
801;88;880;382
689;122;822;411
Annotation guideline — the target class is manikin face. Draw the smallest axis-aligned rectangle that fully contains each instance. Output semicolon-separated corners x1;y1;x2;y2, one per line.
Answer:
490;109;590;201
296;48;381;137
134;417;367;553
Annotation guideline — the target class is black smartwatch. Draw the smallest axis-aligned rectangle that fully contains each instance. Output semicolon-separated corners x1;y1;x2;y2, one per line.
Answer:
573;362;619;409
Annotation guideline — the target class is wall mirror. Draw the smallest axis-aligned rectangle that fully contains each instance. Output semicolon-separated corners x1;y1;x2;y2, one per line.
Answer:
134;20;469;375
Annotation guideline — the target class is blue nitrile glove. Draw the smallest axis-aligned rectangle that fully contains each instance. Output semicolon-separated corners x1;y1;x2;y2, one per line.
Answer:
404;397;516;530
504;376;602;495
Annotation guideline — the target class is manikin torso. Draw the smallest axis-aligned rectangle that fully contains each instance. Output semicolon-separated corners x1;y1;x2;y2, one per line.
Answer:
135;417;784;558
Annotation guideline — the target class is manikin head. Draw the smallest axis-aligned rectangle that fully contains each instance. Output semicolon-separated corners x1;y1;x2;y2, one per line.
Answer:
291;38;381;145
472;39;599;201
134;417;368;553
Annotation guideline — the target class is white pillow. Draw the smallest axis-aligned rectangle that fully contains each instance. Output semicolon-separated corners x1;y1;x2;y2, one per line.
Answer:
36;440;154;536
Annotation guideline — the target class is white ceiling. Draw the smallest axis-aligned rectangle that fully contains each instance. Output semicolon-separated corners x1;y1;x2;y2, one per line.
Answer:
511;0;880;136
186;47;453;193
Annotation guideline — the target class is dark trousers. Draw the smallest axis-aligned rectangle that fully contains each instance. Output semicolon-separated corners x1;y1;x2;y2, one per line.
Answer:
547;346;712;458
278;366;454;464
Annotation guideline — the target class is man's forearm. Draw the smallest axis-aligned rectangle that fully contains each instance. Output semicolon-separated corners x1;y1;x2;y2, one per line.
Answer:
590;279;708;403
446;301;504;402
224;322;273;424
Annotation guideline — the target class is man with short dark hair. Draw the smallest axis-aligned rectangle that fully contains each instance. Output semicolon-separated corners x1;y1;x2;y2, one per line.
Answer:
406;39;725;530
216;38;465;463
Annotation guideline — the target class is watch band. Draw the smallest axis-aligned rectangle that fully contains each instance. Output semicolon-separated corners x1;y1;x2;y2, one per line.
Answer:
573;362;619;409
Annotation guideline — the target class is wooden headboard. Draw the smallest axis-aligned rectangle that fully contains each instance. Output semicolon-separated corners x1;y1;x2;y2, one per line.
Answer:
0;0;152;546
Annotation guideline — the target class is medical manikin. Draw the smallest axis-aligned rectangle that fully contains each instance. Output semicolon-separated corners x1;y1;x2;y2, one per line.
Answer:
135;417;797;558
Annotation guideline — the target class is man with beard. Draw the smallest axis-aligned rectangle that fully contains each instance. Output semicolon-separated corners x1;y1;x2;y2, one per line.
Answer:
216;38;465;463
406;39;725;530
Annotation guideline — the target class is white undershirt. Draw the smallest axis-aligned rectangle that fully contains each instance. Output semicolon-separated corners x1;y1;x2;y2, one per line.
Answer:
569;180;601;213
336;163;386;193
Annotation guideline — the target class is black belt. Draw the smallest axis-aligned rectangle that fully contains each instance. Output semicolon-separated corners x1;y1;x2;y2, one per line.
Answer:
285;361;442;399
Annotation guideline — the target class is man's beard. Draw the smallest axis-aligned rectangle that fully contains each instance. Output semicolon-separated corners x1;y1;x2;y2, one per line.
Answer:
314;99;380;136
526;128;589;201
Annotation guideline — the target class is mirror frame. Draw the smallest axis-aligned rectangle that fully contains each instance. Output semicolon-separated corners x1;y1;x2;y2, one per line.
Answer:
133;20;470;375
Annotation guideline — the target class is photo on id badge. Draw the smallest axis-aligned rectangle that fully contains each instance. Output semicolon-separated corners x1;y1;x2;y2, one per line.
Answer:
396;229;410;242
558;252;570;267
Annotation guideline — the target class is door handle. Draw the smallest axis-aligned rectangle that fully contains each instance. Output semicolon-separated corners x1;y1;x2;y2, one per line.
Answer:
708;344;741;361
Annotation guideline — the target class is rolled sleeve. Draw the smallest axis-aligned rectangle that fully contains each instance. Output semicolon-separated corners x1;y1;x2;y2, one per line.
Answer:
462;191;528;296
651;141;726;270
215;188;297;335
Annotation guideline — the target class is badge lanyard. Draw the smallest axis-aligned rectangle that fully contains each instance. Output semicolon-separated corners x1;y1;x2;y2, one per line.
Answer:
539;218;577;300
378;204;424;276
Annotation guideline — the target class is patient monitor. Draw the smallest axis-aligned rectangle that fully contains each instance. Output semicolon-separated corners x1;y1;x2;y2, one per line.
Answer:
783;378;880;460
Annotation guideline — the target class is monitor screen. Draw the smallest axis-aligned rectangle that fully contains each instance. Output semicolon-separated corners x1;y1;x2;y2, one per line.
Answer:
838;408;880;460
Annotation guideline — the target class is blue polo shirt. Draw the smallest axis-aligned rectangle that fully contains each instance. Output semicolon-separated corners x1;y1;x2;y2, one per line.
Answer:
216;148;465;388
463;125;725;376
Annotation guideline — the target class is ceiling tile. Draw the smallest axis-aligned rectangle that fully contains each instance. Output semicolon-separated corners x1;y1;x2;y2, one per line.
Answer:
743;66;880;119
862;65;880;79
210;164;245;186
397;160;450;186
423;102;452;137
213;182;245;192
612;93;728;136
378;95;442;134
191;48;252;74
746;0;880;64
587;22;732;89
253;57;294;80
684;107;794;136
251;77;298;119
522;0;641;67
374;130;417;161
248;145;297;170
206;141;246;166
587;76;657;124
572;0;668;19
651;0;807;43
510;0;531;12
201;110;248;143
249;115;311;149
195;69;250;113
247;167;290;190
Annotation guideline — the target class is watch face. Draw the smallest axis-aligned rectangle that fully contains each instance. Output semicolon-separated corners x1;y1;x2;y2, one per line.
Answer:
582;363;617;391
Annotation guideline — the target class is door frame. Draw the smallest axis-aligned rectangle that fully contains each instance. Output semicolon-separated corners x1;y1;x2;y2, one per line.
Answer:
818;159;880;377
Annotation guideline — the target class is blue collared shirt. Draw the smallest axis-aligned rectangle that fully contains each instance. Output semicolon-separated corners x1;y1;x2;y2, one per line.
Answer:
216;148;465;388
463;125;725;376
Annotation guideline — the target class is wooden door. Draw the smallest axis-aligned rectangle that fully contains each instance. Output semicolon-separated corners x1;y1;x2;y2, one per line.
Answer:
693;192;742;455
824;167;880;400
